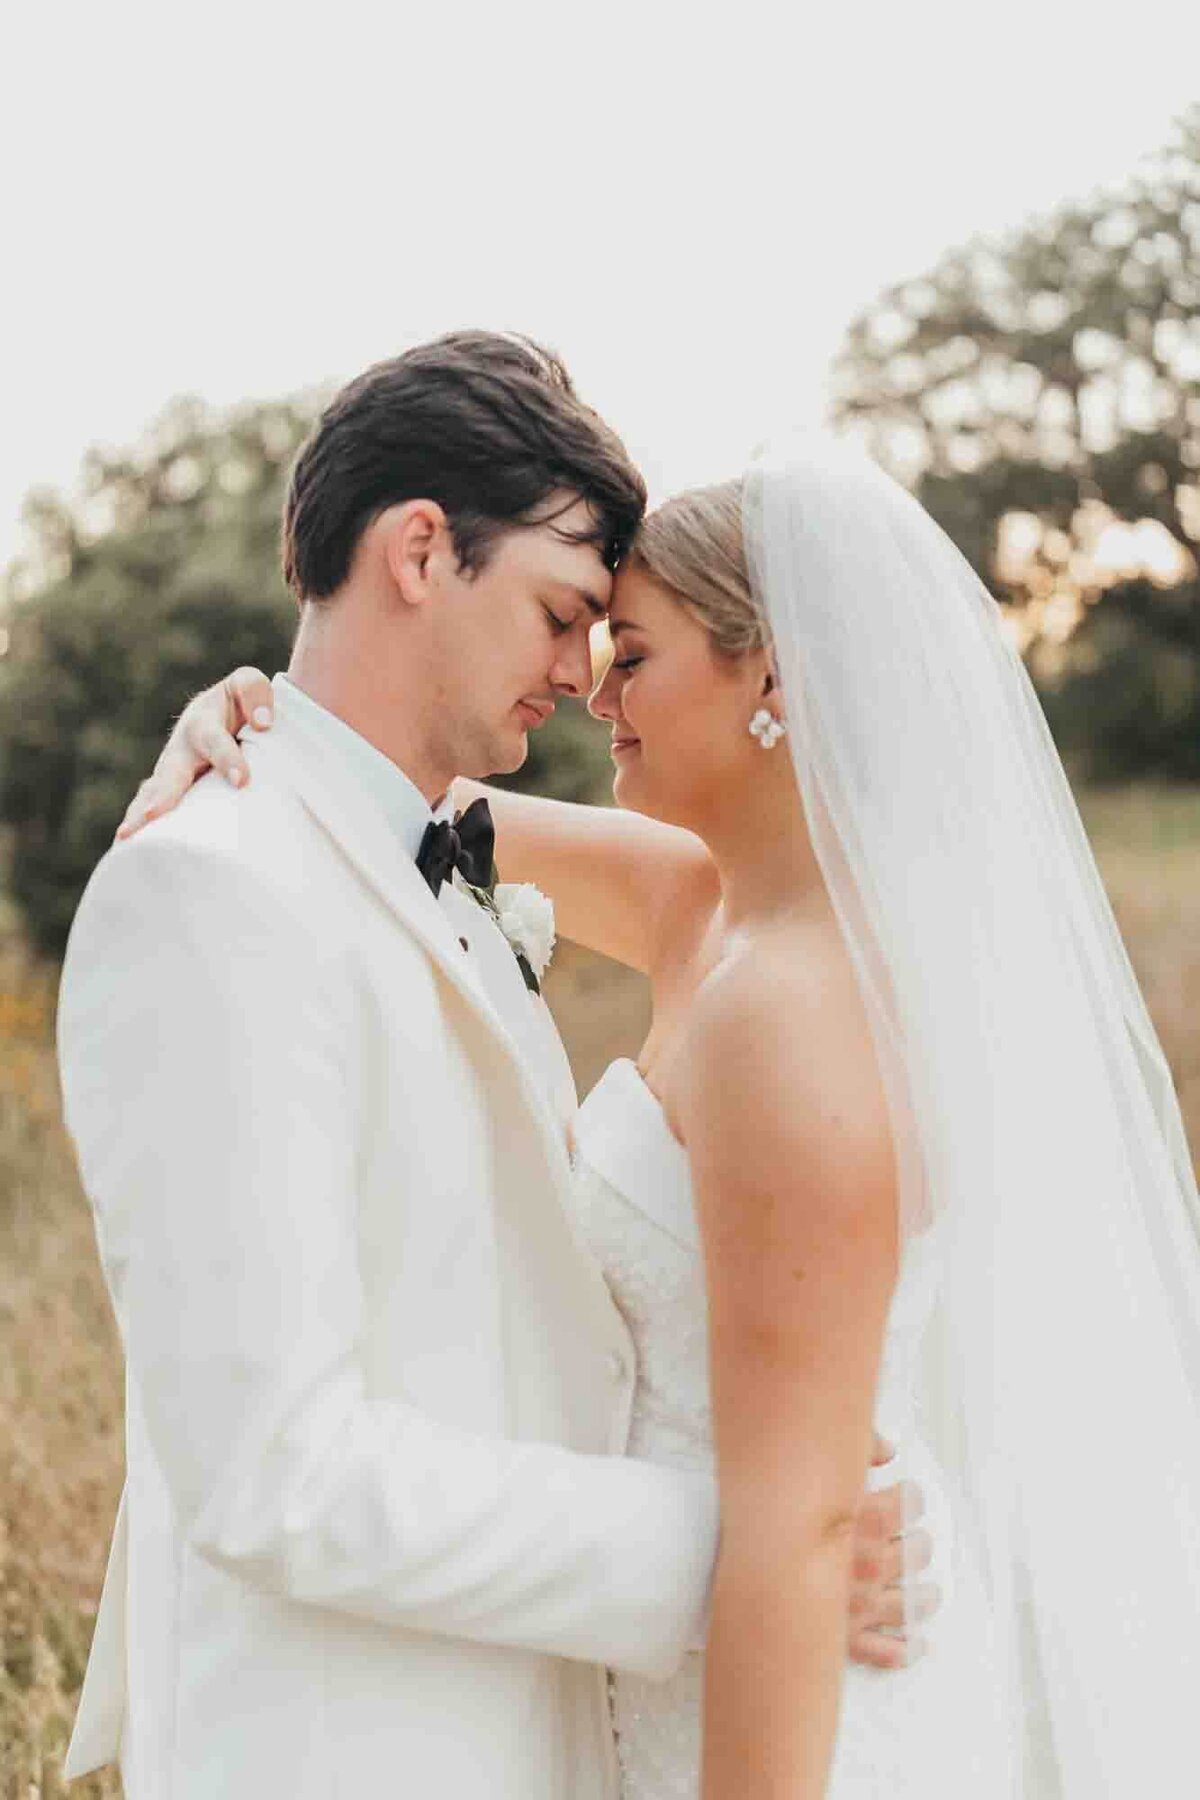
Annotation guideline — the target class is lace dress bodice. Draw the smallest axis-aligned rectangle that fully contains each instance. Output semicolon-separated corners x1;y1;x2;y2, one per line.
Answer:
570;1059;1009;1800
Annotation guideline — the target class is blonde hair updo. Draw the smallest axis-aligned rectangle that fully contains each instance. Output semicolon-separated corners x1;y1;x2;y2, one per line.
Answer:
628;479;768;657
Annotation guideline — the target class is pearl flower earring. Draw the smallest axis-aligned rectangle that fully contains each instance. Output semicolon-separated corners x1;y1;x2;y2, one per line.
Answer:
749;707;786;749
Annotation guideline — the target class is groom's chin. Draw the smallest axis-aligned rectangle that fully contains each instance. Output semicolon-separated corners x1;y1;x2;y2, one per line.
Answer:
498;726;531;773
467;727;529;781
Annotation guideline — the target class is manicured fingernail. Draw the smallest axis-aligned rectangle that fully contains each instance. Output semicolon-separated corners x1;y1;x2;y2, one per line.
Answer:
228;767;245;787
252;707;272;728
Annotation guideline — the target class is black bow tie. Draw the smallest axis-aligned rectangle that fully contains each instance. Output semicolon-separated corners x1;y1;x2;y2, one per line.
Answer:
415;798;496;897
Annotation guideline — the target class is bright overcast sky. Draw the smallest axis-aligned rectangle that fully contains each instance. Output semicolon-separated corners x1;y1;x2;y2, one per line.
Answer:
3;1;1198;574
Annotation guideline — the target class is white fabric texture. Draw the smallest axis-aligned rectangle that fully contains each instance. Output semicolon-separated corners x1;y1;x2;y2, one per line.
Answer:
57;679;717;1799
572;1057;1015;1799
744;435;1200;1793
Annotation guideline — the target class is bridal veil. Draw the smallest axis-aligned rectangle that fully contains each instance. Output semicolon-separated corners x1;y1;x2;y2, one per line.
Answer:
744;436;1200;1795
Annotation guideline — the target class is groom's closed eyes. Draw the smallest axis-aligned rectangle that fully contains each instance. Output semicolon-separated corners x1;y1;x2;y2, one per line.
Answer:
541;583;608;632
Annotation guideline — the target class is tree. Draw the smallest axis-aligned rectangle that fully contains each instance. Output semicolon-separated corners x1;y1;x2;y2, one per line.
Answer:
0;399;609;956
831;106;1200;781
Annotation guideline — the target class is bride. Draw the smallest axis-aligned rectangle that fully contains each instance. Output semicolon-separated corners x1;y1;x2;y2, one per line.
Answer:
120;437;1200;1795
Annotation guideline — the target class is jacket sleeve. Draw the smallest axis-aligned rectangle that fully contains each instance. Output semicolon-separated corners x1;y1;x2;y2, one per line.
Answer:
58;834;717;1679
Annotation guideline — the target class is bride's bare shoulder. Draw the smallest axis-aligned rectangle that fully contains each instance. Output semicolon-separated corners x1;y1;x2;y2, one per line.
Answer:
684;915;870;1058
674;918;892;1176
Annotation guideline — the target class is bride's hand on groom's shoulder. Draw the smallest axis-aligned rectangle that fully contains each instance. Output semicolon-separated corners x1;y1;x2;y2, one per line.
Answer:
846;1446;938;1671
116;666;274;840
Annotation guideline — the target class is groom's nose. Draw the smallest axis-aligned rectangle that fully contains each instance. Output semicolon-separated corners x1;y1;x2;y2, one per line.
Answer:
549;635;593;699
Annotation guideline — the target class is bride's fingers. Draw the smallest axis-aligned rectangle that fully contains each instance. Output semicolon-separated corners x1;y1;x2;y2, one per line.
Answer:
115;732;239;839
223;666;274;731
185;716;252;789
114;760;200;841
114;680;266;842
115;776;165;840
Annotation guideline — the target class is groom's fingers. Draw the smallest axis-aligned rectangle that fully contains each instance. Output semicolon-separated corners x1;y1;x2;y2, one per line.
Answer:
868;1580;942;1631
859;1526;933;1590
855;1479;924;1557
848;1627;928;1671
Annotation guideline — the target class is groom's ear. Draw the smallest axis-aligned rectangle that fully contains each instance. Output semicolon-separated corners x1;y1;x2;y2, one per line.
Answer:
379;499;451;609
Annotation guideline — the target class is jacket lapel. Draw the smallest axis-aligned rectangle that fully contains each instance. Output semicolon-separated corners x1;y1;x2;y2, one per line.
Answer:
241;686;632;1358
241;697;575;1169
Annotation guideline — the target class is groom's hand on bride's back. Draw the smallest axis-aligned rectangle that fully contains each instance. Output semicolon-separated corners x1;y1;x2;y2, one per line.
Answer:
116;666;274;840
845;1436;938;1671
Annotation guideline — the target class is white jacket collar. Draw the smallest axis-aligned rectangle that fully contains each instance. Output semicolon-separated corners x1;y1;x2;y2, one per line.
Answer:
275;674;454;863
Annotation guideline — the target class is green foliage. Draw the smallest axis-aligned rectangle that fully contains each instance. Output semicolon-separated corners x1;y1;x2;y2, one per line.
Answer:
0;396;613;955
0;399;309;953
832;106;1200;782
1033;578;1200;782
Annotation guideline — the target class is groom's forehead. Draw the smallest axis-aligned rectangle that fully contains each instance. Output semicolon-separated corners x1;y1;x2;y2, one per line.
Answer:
524;494;616;602
531;536;613;614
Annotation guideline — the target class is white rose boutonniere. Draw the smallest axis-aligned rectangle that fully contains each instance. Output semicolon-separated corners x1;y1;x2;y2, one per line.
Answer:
491;883;556;993
441;798;554;995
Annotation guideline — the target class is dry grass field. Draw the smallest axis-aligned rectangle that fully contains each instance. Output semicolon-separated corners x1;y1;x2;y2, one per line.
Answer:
2;785;1198;1797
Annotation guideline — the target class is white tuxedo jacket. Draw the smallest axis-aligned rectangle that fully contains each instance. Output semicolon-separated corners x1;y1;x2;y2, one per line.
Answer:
57;683;717;1798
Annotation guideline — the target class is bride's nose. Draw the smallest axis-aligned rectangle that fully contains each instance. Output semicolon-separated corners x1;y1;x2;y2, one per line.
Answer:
588;660;621;723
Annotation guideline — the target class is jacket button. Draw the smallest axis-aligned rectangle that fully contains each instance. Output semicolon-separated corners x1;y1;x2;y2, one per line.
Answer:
458;937;470;952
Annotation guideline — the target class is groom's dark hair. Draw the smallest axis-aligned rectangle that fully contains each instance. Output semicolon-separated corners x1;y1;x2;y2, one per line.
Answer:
282;331;646;601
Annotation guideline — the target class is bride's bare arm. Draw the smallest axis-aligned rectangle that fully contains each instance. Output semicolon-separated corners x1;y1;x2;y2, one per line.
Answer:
676;939;900;1800
116;669;716;973
452;776;716;972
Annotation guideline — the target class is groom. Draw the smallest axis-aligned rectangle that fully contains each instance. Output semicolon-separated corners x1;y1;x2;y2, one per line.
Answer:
59;333;920;1798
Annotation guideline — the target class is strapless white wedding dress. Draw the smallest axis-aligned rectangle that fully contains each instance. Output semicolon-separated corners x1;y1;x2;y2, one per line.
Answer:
570;1059;1018;1800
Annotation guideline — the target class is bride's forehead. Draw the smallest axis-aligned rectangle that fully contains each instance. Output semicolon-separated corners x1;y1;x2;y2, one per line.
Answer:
609;562;671;623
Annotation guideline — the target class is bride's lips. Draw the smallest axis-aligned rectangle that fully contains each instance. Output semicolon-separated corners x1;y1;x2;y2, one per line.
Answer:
610;735;640;759
516;700;554;729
